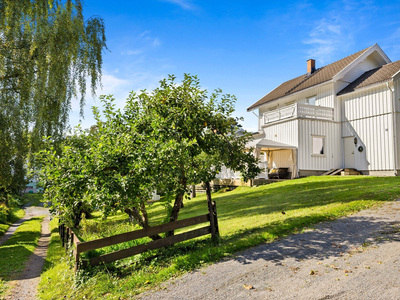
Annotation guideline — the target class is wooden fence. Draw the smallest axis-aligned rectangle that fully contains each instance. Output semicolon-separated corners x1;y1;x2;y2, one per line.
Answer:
59;202;219;272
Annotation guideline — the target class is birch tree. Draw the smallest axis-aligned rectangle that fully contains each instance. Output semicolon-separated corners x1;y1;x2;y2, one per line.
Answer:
0;0;107;200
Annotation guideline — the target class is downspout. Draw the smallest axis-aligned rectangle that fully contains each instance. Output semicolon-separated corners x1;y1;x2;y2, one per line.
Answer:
387;82;398;175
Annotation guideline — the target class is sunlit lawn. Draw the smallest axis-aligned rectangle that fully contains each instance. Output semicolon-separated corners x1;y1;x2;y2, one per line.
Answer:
38;176;400;299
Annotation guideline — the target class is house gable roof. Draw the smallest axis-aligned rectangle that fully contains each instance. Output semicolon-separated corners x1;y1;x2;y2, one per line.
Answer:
337;60;400;96
247;46;373;111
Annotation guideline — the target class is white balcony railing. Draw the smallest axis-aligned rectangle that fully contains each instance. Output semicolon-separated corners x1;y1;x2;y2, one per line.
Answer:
261;103;334;127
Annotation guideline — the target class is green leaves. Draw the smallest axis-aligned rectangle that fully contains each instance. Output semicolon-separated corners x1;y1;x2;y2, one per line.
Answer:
37;74;260;229
0;0;107;199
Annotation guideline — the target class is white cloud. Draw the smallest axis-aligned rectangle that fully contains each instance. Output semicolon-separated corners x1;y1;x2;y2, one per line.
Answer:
161;0;196;10
303;17;354;64
122;31;162;56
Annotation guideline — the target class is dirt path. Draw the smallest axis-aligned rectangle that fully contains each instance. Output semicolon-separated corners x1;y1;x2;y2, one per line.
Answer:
1;206;50;300
140;200;400;300
6;215;50;300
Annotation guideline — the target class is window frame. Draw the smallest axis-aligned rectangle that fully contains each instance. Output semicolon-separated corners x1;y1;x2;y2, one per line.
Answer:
307;96;316;106
311;135;325;157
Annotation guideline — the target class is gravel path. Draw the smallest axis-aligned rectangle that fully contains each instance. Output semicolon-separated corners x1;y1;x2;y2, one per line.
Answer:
140;200;400;300
1;205;50;300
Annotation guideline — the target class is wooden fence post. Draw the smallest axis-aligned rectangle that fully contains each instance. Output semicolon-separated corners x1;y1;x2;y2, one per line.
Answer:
74;244;80;273
205;181;219;243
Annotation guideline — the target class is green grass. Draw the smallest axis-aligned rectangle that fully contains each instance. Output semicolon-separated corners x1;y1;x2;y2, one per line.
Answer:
0;216;44;297
38;176;400;299
20;193;44;207
0;208;25;238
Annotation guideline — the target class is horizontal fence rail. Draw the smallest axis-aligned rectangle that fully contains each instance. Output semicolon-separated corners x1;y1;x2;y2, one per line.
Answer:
59;208;218;272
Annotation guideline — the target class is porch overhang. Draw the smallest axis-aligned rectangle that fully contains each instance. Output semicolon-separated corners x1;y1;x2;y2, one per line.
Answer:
246;138;297;150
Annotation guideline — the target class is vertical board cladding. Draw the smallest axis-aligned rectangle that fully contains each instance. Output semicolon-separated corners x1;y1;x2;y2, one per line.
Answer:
394;77;400;169
394;76;400;112
340;84;395;171
342;114;394;171
262;119;298;147
340;55;382;85
341;84;391;121
298;119;341;171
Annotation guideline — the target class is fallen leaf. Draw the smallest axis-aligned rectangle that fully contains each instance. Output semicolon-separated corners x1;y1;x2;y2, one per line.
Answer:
343;270;352;273
364;266;371;269
377;261;382;264
290;267;300;273
310;270;316;275
243;284;253;290
317;262;323;265
264;264;268;267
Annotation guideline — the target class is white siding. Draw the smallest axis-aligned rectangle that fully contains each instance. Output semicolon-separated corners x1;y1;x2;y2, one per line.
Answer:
298;120;341;171
341;84;395;171
393;76;400;168
262;119;298;147
340;55;382;85
341;85;392;121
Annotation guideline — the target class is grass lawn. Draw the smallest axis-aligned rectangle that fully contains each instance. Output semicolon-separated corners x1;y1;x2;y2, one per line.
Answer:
0;208;25;238
0;216;44;297
38;176;400;299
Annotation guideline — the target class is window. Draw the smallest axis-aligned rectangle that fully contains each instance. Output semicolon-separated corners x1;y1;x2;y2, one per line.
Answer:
307;96;316;105
312;136;324;155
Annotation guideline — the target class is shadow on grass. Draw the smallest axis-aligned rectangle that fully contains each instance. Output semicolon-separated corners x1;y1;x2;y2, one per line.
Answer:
65;177;400;287
0;217;43;284
183;176;400;222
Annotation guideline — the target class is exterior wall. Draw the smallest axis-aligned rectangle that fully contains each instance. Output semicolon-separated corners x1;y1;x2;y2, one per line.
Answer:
297;119;342;171
394;76;400;170
340;83;395;171
262;119;299;147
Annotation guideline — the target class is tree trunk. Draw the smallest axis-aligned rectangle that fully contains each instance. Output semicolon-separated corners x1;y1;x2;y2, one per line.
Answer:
191;184;196;198
166;191;184;237
124;206;161;240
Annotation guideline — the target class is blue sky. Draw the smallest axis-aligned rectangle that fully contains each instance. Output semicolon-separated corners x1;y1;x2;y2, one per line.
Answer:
70;0;400;132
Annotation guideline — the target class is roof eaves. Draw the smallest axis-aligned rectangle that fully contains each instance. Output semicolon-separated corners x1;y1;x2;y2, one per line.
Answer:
337;79;391;97
247;79;333;112
332;45;373;81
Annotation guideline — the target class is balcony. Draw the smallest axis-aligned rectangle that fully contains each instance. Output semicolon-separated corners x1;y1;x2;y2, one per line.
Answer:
260;103;334;127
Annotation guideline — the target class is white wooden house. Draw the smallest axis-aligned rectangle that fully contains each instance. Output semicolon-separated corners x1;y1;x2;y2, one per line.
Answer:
245;44;400;178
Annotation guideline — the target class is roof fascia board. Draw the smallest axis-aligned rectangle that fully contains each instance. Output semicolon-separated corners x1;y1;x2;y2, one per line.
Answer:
337;80;391;98
392;69;400;80
333;44;391;81
248;80;333;112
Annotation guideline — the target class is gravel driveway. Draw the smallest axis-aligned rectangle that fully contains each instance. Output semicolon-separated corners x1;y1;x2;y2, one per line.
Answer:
140;200;400;300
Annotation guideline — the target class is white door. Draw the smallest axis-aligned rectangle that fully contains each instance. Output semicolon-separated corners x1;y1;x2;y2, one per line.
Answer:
344;137;355;169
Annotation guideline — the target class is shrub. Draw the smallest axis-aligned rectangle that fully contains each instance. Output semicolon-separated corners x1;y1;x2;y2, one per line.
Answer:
0;204;10;224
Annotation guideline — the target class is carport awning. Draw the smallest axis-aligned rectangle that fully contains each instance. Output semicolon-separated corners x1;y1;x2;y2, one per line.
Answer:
245;138;297;150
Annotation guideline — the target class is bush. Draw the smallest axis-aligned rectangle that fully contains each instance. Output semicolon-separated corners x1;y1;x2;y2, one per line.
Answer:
0;204;10;224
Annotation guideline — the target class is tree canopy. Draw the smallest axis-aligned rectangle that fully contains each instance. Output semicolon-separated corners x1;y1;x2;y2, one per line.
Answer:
37;74;261;233
0;0;107;200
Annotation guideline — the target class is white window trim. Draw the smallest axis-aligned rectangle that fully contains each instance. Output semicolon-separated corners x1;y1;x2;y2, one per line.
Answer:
311;135;325;157
307;95;317;106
